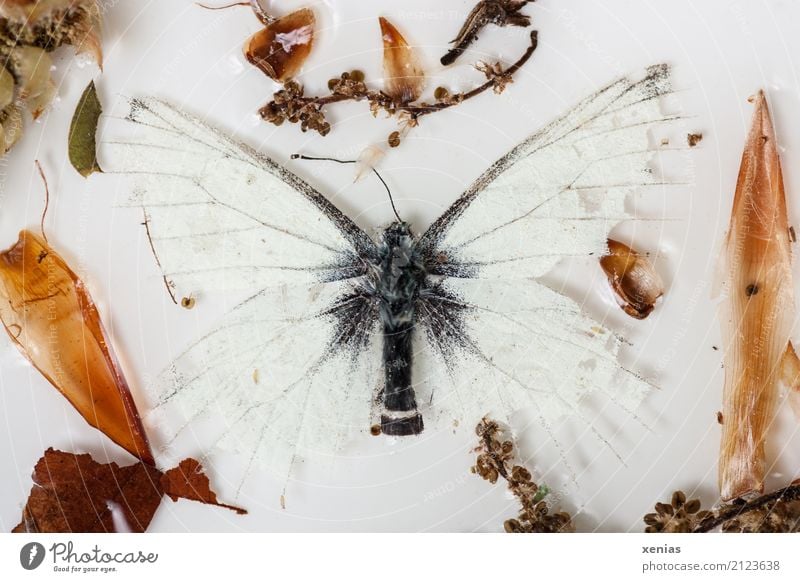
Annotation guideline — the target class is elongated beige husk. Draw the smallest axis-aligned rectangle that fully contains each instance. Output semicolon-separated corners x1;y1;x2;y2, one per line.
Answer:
718;91;794;501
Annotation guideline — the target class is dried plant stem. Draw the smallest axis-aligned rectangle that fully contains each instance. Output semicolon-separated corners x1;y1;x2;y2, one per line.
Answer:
308;31;535;117
260;31;538;139
695;484;800;533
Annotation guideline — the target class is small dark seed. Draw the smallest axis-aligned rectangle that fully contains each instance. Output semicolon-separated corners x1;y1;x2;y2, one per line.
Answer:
745;283;759;296
350;70;365;82
717;411;724;424
388;131;401;148
370;424;381;436
181;296;196;309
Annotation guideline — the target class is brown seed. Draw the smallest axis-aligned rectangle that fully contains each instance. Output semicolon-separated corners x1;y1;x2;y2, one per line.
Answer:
181;296;196;309
717;411;724;424
388;131;401;148
684;499;702;514
370;424;381;436
328;78;339;91
350;69;365;82
745;283;759;296
687;133;703;147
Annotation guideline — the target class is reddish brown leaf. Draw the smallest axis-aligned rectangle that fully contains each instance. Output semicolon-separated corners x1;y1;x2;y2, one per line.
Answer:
12;449;162;533
161;458;247;515
717;91;794;501
600;239;664;319
0;231;153;464
379;17;425;103
12;449;247;533
244;8;315;82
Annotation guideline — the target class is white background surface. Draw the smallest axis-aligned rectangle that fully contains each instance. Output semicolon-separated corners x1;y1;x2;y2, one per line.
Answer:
2;0;800;532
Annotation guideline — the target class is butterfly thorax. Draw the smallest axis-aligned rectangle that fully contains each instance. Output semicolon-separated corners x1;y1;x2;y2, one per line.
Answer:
374;221;427;436
375;222;426;329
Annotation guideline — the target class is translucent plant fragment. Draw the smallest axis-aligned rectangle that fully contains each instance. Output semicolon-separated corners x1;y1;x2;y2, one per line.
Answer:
717;91;794;501
779;343;800;422
244;8;315;82
12;448;245;533
0;230;153;464
379;17;425;104
600;239;664;319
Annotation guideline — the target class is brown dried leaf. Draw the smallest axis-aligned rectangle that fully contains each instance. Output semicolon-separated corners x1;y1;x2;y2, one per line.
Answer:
12;448;163;533
379;17;425;104
600;239;664;319
12;449;246;533
245;8;315;82
717;91;794;501
161;459;247;515
0;231;153;464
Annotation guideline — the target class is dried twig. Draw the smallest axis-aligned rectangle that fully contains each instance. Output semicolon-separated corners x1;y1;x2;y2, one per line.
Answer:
644;485;800;533
441;0;533;66
260;31;538;143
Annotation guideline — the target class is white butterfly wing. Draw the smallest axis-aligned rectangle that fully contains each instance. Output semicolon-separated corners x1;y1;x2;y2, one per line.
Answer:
103;99;381;478
420;64;677;279
416;65;681;453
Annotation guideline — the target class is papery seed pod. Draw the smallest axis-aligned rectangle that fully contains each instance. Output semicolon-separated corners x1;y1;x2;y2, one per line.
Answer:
600;239;664;319
244;8;315;82
379;17;425;104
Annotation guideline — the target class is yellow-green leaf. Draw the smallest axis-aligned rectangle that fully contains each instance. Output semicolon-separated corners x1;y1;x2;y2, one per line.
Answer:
68;80;103;177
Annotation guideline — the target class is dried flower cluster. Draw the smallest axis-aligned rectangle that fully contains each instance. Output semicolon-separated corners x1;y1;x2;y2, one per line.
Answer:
643;491;711;533
472;417;573;533
0;0;102;153
644;485;800;533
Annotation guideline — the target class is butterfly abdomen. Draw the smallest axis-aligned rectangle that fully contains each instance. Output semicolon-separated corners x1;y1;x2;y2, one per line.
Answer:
376;222;426;436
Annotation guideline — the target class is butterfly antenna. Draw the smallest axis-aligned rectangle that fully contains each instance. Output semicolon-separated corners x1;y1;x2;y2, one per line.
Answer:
291;154;403;222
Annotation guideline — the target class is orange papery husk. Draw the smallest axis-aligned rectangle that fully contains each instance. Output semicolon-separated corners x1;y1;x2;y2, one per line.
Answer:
379;17;425;104
0;230;153;464
244;8;315;82
717;91;794;501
